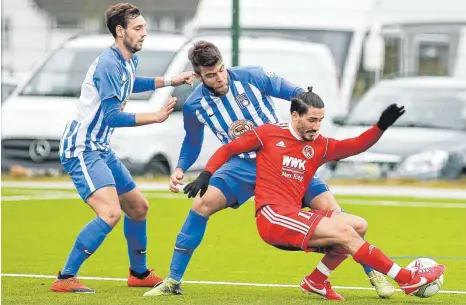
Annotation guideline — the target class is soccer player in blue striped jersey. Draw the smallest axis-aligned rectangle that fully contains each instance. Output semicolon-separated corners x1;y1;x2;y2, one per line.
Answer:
144;41;395;298
51;3;194;293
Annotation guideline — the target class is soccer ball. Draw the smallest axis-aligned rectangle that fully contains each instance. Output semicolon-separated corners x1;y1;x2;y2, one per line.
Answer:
406;258;444;298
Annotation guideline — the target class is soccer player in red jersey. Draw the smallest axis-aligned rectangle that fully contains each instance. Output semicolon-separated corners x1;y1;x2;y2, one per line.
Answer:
184;88;445;300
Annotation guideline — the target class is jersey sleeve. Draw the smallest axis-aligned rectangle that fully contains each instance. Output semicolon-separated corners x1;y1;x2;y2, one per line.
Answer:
204;127;265;174
176;102;205;172
133;77;155;93
322;124;384;163
247;66;304;100
93;59;122;101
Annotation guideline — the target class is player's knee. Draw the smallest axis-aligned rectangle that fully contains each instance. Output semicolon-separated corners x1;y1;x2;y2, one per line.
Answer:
335;223;360;247
99;206;122;227
127;198;149;221
354;217;368;237
192;196;223;217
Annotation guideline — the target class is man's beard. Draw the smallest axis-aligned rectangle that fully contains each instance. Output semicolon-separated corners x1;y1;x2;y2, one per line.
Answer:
205;81;230;96
124;38;141;54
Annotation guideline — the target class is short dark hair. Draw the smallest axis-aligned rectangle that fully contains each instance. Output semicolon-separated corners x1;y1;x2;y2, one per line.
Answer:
105;3;141;38
290;87;325;116
188;41;223;75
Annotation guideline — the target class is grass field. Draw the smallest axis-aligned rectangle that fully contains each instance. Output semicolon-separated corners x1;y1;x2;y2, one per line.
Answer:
2;186;466;304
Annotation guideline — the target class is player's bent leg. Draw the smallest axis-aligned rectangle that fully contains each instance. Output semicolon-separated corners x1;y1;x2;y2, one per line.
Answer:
255;205;345;300
144;158;256;297
308;217;445;296
330;214;394;298
119;187;163;287
52;185;120;293
305;176;394;299
330;213;368;238
144;186;228;297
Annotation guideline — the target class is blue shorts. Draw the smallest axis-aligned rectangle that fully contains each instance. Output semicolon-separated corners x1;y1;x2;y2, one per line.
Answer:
209;157;330;209
61;150;136;201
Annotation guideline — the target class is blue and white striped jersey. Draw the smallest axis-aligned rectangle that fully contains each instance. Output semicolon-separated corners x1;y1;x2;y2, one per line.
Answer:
177;65;304;171
59;45;138;158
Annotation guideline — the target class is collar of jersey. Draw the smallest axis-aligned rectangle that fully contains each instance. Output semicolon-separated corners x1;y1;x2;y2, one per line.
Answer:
111;44;130;63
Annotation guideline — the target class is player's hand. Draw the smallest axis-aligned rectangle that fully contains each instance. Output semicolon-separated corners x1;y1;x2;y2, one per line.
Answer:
377;103;405;130
154;96;177;123
169;168;184;193
183;171;212;198
171;71;194;87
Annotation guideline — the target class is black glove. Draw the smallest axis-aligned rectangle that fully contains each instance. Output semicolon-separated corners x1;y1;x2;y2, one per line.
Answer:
183;171;212;198
377;103;405;130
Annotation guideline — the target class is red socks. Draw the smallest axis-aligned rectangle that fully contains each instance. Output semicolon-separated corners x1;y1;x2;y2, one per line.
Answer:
309;253;348;283
353;242;412;283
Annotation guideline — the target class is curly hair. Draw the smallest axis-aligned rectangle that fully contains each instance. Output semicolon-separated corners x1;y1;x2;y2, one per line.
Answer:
105;3;141;37
188;40;223;74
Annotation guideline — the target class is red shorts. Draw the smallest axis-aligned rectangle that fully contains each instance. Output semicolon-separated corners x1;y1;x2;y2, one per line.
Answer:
256;204;333;252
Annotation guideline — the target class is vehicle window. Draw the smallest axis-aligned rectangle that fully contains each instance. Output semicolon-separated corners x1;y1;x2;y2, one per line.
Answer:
2;83;17;102
346;86;466;130
20;48;175;100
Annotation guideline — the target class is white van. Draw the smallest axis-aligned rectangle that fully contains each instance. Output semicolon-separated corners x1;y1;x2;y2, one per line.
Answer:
1;34;340;176
188;0;466;111
138;35;341;174
1;32;188;175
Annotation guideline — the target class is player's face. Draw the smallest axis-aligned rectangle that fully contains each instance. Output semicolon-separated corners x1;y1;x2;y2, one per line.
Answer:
122;15;147;53
293;107;325;141
196;62;229;96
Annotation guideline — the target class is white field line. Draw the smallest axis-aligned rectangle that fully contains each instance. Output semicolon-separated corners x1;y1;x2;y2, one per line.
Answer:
2;181;466;200
1;273;465;294
2;192;466;208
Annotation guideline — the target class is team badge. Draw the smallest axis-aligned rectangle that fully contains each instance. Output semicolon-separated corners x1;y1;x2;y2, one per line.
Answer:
228;120;255;139
302;145;314;159
235;92;250;108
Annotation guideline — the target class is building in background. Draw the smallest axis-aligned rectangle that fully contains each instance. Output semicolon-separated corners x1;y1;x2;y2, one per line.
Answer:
1;0;199;76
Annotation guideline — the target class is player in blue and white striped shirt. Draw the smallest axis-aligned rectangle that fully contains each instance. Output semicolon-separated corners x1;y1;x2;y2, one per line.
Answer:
51;3;194;293
144;41;394;298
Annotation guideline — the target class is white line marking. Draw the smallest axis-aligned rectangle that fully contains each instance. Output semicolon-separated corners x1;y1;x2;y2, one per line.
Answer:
3;181;466;199
2;192;466;208
1;273;465;294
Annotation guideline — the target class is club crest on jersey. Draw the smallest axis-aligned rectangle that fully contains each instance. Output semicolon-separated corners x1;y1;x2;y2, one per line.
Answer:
228;120;255;139
302;145;314;159
235;92;250;108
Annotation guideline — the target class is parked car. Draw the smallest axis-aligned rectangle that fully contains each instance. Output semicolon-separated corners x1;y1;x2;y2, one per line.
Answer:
324;76;466;180
1;74;20;102
1;32;188;175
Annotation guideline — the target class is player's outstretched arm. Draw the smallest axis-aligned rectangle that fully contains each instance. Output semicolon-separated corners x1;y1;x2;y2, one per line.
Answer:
133;72;195;93
102;96;176;127
324;104;405;162
183;129;263;198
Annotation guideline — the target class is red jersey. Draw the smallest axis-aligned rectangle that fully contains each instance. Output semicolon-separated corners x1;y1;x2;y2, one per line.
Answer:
205;123;383;211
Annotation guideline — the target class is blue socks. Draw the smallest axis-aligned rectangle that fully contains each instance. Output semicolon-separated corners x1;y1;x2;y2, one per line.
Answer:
62;217;112;276
124;215;148;273
169;209;208;281
363;264;375;274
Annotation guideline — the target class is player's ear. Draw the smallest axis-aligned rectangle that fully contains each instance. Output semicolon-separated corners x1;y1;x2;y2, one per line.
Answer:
194;73;202;81
116;25;124;38
291;111;299;122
